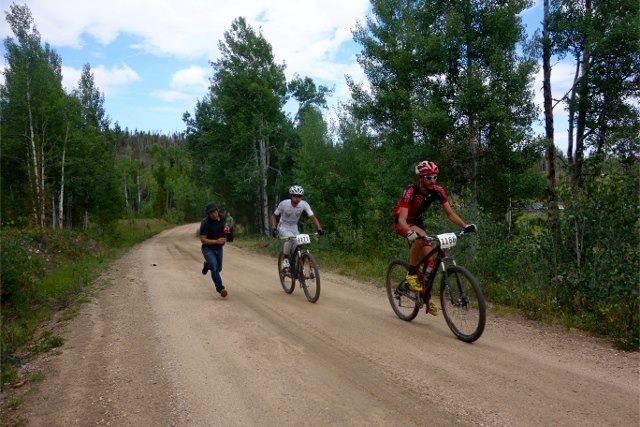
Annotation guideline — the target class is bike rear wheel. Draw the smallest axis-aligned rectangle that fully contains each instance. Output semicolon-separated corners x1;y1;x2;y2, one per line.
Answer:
386;259;420;321
299;253;320;303
278;252;295;294
439;265;486;343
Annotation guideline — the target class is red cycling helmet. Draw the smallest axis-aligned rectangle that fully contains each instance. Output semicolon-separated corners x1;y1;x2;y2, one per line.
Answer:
415;160;439;176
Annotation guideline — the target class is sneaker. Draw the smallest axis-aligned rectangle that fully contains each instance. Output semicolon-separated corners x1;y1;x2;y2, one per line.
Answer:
281;258;290;270
427;300;438;316
219;289;228;298
405;274;422;292
202;262;209;275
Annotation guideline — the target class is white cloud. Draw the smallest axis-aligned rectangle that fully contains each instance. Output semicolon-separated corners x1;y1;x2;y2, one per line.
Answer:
60;63;140;95
170;66;209;91
0;0;371;118
150;66;209;102
0;1;370;73
60;65;82;91
92;63;141;95
151;90;191;102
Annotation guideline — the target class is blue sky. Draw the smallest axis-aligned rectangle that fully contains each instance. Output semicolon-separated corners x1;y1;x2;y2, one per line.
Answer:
0;0;572;153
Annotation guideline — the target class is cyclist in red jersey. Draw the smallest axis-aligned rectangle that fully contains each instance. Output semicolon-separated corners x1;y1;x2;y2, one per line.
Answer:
393;160;477;315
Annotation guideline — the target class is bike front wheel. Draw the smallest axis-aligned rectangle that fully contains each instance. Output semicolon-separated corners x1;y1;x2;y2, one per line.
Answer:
386;259;420;321
299;253;320;303
439;265;486;343
278;252;295;294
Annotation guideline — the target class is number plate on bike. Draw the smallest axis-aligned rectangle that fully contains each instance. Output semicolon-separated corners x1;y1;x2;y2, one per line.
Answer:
296;234;311;245
437;233;457;248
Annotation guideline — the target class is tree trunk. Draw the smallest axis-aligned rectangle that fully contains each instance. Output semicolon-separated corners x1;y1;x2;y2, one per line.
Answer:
566;59;580;169
136;169;142;214
39;134;45;228
26;76;44;228
58;123;69;229
83;209;89;231
467;113;479;203
258;135;270;235
123;177;129;210
543;0;558;240
572;0;592;188
51;191;57;228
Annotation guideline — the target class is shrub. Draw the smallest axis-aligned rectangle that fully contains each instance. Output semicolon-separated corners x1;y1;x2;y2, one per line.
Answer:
0;229;44;306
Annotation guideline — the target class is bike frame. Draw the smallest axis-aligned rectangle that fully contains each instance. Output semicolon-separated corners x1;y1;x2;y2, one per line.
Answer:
290;244;310;280
281;233;316;280
413;236;456;302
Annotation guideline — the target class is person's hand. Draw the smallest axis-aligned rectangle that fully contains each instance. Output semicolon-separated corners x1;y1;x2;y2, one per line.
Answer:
317;229;325;236
407;229;418;242
224;226;230;234
271;228;279;238
464;224;478;233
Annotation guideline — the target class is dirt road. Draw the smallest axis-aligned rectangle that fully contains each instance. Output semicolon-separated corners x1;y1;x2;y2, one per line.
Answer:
7;224;639;426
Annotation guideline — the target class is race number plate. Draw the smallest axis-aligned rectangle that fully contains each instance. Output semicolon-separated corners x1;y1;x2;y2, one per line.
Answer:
296;234;311;245
437;233;457;249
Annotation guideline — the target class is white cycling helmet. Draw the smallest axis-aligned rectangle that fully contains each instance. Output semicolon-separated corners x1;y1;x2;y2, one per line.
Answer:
289;185;304;196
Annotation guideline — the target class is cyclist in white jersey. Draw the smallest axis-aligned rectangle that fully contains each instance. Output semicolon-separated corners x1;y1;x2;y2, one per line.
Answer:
271;185;324;270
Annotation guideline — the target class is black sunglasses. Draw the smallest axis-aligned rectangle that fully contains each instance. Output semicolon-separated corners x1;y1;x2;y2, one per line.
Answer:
421;175;438;181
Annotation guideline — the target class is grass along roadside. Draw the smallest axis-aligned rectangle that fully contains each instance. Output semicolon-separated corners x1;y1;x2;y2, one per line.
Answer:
0;219;174;393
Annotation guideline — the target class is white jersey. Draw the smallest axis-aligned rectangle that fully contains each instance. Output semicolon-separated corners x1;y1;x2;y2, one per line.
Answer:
274;199;314;236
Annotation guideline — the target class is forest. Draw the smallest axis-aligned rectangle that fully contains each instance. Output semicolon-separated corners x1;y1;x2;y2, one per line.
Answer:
1;0;638;357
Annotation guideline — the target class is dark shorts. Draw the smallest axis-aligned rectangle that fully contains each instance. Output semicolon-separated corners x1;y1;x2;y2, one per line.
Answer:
392;217;431;247
392;216;425;237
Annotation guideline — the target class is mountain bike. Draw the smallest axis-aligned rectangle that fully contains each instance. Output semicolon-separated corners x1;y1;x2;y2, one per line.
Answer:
386;228;486;343
277;233;321;303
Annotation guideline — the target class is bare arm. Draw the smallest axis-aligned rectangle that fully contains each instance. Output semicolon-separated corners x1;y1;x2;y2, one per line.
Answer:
309;215;322;231
442;202;466;228
397;207;412;234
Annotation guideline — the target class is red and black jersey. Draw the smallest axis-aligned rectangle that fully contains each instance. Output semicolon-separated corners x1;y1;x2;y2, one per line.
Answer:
393;183;448;224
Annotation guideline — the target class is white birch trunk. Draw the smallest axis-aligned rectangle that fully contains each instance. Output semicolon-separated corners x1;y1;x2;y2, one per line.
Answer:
136;170;142;214
26;76;43;227
52;191;56;227
58;123;69;229
39;141;45;228
123;177;129;209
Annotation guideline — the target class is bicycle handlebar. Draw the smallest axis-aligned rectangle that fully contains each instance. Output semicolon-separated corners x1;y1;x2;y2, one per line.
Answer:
418;227;475;243
277;232;320;241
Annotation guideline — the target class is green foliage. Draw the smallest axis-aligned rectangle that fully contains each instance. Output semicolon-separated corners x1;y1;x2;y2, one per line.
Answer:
549;0;640;184
349;0;540;217
186;17;294;232
0;229;44;306
550;164;639;348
